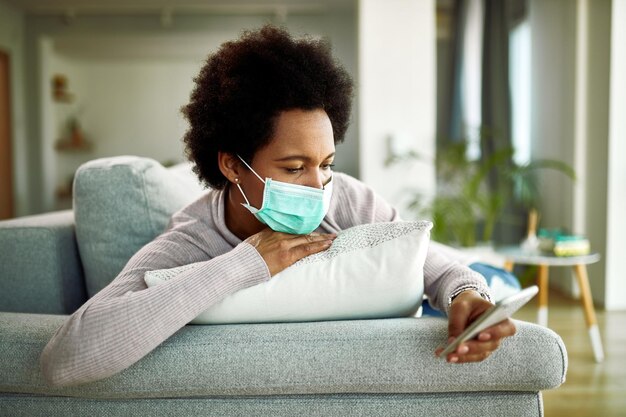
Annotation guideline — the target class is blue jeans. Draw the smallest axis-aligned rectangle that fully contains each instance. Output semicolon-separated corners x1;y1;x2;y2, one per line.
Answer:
421;262;521;317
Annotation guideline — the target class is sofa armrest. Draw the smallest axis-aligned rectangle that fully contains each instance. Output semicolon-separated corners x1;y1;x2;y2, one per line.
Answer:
0;313;567;399
0;211;87;314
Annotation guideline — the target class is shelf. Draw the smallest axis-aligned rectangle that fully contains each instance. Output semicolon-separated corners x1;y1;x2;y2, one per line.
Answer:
53;92;74;103
55;139;93;152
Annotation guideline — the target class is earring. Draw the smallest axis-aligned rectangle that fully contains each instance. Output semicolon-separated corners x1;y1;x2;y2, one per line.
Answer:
234;178;239;183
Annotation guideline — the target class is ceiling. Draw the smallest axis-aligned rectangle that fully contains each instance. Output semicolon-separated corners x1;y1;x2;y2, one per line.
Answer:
6;0;356;16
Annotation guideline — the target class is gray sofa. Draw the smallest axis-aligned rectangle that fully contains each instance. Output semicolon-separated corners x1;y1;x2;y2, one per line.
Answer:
0;156;568;416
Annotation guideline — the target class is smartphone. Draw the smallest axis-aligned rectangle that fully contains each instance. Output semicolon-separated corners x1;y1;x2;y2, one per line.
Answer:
438;285;539;358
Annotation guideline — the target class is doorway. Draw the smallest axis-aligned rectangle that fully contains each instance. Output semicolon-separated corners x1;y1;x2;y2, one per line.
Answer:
0;50;13;219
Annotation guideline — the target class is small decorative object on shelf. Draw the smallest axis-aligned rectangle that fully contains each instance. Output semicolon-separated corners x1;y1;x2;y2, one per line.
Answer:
538;228;590;256
553;236;590;257
520;209;540;253
52;74;74;103
55;118;93;151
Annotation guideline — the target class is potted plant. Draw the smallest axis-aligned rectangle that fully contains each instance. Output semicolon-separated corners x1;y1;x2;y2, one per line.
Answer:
387;131;576;247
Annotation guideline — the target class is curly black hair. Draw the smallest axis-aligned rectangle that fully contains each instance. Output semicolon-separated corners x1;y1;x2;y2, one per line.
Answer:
181;25;354;189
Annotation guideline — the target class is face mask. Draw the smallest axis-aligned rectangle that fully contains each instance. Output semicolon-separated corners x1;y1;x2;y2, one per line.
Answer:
235;155;333;235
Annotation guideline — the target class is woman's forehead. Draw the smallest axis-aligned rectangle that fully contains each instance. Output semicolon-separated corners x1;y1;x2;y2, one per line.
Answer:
259;109;335;159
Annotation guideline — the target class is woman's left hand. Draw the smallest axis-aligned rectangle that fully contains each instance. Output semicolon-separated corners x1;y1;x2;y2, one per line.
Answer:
435;290;517;363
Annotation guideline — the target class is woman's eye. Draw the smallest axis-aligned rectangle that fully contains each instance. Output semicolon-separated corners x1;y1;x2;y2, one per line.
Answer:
284;164;333;173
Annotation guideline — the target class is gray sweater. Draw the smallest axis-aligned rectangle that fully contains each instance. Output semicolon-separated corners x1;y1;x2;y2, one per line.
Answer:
41;172;490;387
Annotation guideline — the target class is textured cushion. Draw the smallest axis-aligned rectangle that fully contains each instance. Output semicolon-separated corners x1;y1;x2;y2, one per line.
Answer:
0;313;567;399
145;221;432;324
0;211;86;314
73;157;206;297
0;392;544;417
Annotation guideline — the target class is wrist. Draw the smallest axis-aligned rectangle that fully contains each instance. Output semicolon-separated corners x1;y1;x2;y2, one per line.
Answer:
448;286;493;307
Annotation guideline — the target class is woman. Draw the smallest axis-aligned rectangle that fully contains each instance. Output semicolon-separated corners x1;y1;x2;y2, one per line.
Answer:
41;25;515;387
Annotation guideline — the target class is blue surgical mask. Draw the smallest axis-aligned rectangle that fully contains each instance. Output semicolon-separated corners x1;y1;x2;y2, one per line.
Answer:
235;155;333;235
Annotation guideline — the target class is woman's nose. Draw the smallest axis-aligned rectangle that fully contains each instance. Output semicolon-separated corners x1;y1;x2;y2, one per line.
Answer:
304;169;326;189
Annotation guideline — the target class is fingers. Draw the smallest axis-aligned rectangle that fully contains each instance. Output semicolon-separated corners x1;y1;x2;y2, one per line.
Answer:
447;290;496;341
438;319;517;364
248;229;336;276
277;233;335;273
481;319;517;340
299;232;335;243
447;303;471;340
291;233;335;259
443;339;501;362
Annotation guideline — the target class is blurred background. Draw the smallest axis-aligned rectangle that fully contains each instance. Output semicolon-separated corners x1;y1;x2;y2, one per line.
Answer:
0;0;624;311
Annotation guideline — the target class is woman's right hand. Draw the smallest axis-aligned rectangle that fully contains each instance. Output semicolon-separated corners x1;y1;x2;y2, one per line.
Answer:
245;229;336;276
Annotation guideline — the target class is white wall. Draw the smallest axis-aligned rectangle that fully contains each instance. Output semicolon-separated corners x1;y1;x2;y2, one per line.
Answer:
582;0;611;307
358;0;436;217
530;0;577;294
42;37;204;210
68;59;198;161
531;0;618;308
605;0;626;310
0;0;27;216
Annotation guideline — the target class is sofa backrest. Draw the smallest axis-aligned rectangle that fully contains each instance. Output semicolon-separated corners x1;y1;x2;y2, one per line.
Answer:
0;210;87;314
73;156;207;297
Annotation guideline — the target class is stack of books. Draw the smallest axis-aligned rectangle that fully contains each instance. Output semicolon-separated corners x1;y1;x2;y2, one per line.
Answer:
538;229;590;256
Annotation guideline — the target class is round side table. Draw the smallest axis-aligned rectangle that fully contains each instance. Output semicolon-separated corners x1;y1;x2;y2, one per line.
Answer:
495;247;604;363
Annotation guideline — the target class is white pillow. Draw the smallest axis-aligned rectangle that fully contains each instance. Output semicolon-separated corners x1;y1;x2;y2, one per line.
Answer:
145;221;432;324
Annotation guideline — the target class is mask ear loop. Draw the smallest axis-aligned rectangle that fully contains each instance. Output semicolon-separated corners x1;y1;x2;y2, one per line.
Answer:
237;155;265;183
235;155;265;207
234;180;251;206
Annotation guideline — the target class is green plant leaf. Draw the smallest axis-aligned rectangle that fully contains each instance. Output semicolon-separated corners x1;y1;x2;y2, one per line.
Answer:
387;131;576;246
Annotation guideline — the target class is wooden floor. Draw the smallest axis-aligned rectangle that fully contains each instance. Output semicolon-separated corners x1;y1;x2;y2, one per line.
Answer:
513;289;626;417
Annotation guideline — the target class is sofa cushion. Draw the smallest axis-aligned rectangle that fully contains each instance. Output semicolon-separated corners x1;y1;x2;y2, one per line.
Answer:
0;211;86;314
73;156;206;297
0;392;545;417
0;312;567;399
145;221;432;324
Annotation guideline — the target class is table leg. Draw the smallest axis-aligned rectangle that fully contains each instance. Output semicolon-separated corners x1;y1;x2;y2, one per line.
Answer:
573;264;605;363
537;264;549;327
503;260;514;272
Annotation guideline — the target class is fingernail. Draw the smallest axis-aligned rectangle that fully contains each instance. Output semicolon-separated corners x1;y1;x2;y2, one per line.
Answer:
458;345;469;354
449;356;458;363
478;333;491;341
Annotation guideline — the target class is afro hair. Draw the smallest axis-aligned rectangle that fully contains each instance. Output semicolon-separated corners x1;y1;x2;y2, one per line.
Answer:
181;24;354;189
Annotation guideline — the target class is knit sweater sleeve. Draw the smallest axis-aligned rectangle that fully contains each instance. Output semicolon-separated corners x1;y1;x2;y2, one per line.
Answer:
422;246;492;314
40;214;270;387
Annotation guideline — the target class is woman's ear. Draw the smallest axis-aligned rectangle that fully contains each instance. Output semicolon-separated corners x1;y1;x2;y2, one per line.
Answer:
217;152;242;184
